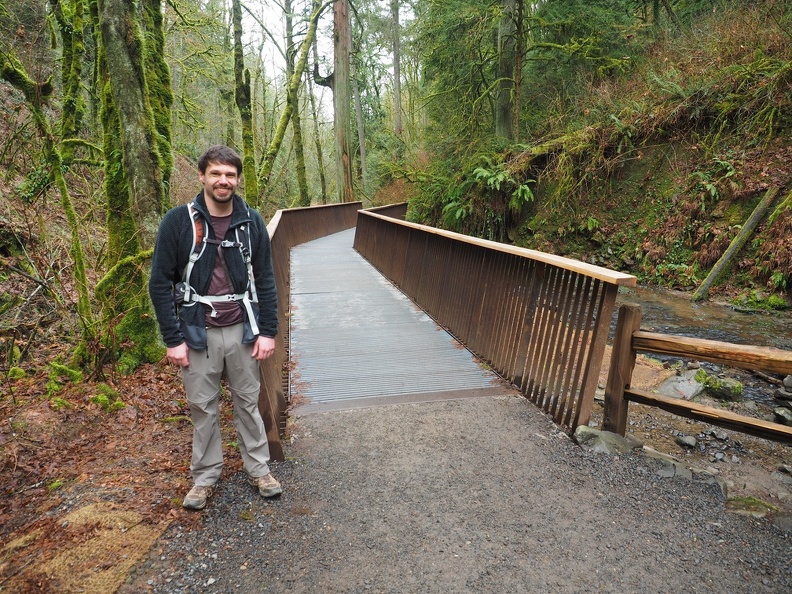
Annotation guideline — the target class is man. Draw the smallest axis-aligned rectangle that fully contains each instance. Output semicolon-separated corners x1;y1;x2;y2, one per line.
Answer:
148;145;281;510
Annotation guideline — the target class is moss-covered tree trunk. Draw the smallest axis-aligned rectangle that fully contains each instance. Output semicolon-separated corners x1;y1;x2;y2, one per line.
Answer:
496;0;516;141
93;0;166;372
351;59;367;195
99;0;165;245
333;0;355;202
692;187;781;302
285;0;310;207
49;0;87;164
391;0;402;136
306;50;329;204
142;0;174;197
232;0;259;204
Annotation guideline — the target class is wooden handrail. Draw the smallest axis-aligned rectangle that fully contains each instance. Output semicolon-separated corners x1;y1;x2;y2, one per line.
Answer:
625;388;792;443
632;331;792;375
603;302;792;443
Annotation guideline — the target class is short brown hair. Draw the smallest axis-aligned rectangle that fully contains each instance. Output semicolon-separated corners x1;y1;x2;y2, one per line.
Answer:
197;145;243;176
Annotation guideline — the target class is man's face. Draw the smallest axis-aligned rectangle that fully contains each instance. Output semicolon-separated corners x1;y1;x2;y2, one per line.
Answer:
199;161;239;205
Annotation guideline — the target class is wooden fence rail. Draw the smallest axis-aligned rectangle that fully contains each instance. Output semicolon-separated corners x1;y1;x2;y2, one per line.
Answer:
354;208;637;432
259;202;362;460
603;303;792;443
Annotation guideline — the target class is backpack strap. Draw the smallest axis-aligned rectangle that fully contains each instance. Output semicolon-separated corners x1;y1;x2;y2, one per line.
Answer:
180;202;261;336
180;202;208;304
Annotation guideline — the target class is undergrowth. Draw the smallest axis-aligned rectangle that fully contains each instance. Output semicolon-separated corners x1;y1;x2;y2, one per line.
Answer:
407;0;792;300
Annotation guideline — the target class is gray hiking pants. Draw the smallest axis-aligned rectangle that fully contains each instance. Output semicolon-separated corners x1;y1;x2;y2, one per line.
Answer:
181;323;271;485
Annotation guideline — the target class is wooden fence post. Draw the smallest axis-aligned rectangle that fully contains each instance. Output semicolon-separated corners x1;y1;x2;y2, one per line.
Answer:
602;303;642;435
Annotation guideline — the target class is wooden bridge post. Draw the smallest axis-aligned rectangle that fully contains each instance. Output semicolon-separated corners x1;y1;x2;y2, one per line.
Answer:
602;303;642;435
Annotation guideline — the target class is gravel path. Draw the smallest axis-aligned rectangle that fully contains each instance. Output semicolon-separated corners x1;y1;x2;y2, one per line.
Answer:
123;394;791;593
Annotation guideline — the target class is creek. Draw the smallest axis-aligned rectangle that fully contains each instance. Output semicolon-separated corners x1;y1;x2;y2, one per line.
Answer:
614;285;792;406
616;286;792;351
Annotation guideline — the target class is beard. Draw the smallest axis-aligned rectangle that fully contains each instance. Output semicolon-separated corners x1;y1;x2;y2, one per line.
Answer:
207;185;234;203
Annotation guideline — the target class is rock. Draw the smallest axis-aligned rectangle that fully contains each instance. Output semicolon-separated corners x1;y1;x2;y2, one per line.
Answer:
775;388;792;403
687;361;701;370
573;426;637;455
656;370;704;400
694;370;743;401
642;446;679;463
656;459;693;480
675;435;697;448
784;375;792;391
774;407;792;426
621;432;644;449
772;514;792;534
771;471;792;487
726;496;778;518
690;467;728;498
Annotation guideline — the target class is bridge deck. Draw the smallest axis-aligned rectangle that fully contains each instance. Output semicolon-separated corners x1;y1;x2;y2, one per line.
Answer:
289;229;505;414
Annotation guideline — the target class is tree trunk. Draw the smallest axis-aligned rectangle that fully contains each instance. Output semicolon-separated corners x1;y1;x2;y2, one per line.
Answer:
141;0;173;196
285;0;310;207
48;0;86;164
391;0;402;136
512;0;524;143
257;0;327;192
308;39;329;204
351;59;367;195
334;0;355;202
496;0;516;141
692;186;781;302
96;0;165;372
232;0;258;203
100;0;165;247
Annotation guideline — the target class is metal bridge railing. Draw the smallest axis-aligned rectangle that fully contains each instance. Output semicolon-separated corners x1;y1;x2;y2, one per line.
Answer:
259;202;362;460
354;207;637;433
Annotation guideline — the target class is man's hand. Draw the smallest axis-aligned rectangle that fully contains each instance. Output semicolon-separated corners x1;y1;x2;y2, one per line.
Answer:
252;336;275;360
166;343;190;367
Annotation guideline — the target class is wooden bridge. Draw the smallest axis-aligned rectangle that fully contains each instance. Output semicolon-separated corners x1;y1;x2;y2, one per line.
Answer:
257;203;792;460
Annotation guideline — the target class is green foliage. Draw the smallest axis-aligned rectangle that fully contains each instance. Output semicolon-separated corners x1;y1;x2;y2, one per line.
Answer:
688;158;736;209
16;166;51;204
410;151;536;243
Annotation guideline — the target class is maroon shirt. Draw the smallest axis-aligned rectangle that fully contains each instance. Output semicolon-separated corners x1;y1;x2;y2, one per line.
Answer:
205;214;244;327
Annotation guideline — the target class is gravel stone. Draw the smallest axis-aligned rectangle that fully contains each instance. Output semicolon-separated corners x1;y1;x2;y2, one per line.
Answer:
122;396;792;593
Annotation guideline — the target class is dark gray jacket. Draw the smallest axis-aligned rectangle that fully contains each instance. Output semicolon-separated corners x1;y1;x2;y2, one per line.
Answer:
148;192;278;350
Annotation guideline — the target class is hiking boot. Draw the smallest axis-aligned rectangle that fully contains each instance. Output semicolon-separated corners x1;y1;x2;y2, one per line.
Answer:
248;473;282;498
182;484;213;510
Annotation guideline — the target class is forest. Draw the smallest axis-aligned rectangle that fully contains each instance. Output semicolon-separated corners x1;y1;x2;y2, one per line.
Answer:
1;2;791;588
1;0;791;377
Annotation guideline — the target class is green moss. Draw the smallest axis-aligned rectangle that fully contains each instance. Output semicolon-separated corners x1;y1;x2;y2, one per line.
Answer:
7;367;25;380
726;496;778;516
89;382;126;412
47;479;65;493
733;290;789;311
49;397;71;411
